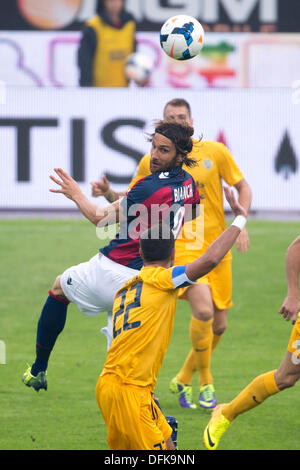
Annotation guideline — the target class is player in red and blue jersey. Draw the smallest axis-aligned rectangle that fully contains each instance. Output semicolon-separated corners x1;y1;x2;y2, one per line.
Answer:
101;164;199;270
22;120;200;392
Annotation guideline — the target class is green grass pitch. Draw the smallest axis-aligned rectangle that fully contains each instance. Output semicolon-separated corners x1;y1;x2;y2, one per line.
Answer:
0;218;299;450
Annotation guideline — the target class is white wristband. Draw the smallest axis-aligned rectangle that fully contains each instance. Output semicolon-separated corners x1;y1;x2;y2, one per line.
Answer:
231;215;247;230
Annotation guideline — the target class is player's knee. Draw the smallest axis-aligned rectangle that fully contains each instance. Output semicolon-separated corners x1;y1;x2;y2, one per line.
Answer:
213;324;227;336
276;371;299;390
51;275;64;297
192;307;213;322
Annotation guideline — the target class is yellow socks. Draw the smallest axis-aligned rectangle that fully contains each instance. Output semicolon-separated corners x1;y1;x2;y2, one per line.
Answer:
177;317;214;386
190;317;213;386
176;318;223;386
176;349;196;386
211;333;222;353
222;370;280;422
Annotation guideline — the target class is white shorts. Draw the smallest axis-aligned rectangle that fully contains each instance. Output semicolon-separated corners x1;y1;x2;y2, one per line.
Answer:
60;253;139;317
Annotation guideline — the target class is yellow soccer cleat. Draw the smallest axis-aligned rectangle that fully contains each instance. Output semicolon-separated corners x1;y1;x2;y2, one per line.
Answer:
203;404;230;450
22;365;47;392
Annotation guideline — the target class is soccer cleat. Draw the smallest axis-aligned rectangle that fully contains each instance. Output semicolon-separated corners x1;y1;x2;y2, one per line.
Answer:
203;404;230;450
169;377;197;409
166;416;178;449
199;384;216;409
22;366;47;392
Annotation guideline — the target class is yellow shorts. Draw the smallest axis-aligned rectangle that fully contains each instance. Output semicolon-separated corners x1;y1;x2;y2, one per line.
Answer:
287;315;300;359
176;256;233;311
95;374;172;450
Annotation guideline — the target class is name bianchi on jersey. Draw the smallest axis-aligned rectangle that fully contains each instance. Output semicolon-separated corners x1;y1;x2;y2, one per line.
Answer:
103;454;195;466
173;184;193;203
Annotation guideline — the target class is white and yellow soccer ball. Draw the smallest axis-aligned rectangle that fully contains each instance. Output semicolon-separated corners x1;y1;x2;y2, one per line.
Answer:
125;53;154;84
160;15;205;61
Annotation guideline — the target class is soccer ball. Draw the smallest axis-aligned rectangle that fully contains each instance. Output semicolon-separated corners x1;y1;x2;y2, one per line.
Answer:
125;53;153;84
160;15;205;61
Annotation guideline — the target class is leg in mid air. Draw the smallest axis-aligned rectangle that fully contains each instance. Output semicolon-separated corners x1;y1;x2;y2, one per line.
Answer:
23;254;139;392
203;316;300;450
22;276;69;392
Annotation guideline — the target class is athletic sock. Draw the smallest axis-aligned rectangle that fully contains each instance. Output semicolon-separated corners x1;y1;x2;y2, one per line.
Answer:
176;349;196;386
211;333;222;354
190;317;213;387
31;291;69;376
222;370;280;422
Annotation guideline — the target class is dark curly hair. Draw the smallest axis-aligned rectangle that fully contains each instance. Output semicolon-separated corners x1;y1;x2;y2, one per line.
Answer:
149;120;198;168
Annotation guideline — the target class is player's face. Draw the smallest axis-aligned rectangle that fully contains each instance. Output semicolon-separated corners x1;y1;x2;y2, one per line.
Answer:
150;133;182;173
164;105;193;127
104;0;124;17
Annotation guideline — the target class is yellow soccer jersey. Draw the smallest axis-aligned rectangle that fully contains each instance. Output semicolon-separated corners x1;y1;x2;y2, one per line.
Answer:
101;265;196;392
129;140;243;260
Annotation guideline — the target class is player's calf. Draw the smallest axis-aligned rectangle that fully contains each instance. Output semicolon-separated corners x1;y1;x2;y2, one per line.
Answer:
23;280;70;388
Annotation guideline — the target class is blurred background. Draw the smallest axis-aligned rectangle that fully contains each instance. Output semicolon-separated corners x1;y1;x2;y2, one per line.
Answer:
0;0;300;216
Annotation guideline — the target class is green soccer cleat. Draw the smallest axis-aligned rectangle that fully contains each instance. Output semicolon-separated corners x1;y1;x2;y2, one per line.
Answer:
199;384;217;409
203;404;230;450
22;366;47;392
169;377;197;409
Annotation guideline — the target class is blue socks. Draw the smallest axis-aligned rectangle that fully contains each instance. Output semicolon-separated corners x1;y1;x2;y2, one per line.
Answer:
31;291;69;376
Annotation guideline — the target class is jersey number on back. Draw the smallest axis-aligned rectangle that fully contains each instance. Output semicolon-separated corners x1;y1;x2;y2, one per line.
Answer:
113;281;143;339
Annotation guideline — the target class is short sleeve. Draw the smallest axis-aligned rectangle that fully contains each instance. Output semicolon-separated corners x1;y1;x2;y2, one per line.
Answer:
214;143;244;187
170;266;197;289
149;266;196;291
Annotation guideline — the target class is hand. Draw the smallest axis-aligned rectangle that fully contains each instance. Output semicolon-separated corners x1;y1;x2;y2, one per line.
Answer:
224;186;248;219
49;168;82;201
279;295;300;324
90;175;110;198
236;227;250;253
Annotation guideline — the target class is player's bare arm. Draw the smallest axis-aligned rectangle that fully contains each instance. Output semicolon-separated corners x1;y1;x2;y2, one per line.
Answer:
279;236;300;324
50;168;121;226
186;187;247;282
233;178;252;253
91;174;125;202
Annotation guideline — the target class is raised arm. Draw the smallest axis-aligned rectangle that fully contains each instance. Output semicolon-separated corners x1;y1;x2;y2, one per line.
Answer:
279;236;300;324
185;187;248;282
50;168;121;226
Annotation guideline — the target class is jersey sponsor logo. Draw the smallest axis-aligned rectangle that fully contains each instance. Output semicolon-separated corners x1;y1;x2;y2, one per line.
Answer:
173;183;193;203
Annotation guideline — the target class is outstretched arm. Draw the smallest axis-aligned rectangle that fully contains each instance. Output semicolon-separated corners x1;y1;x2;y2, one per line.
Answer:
186;187;248;282
50;168;121;226
279;236;300;324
